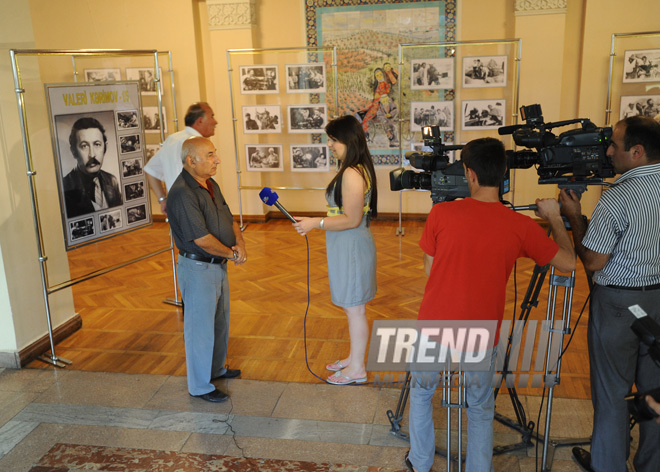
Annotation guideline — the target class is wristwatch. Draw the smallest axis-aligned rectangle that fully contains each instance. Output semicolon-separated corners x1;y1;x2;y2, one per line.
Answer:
232;249;239;260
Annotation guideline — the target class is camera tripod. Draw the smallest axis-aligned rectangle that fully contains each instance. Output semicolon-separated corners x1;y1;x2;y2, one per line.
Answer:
386;263;590;471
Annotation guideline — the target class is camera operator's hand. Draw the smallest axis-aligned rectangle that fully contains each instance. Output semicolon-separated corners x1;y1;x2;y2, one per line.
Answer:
646;395;660;424
558;189;582;219
533;198;561;221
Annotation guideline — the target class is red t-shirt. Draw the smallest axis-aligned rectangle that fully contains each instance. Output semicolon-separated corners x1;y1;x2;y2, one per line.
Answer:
418;198;559;341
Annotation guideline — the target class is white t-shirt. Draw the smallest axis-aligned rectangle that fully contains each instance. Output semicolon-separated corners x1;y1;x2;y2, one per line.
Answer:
144;126;202;191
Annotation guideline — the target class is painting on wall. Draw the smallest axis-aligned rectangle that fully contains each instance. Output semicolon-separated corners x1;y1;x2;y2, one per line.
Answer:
307;0;456;164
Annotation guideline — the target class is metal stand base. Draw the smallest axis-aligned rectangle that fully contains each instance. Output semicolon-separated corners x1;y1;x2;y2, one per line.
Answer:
163;298;183;307
396;227;405;236
38;353;72;368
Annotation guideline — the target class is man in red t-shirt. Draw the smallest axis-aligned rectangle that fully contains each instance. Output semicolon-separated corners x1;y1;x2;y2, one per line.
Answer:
406;137;576;472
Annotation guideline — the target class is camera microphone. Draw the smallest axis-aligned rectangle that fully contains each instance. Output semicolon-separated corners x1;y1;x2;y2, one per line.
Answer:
259;187;296;223
498;124;524;136
629;304;660;368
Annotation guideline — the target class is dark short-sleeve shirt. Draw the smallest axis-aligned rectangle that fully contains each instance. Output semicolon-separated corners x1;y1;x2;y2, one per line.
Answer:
167;169;236;257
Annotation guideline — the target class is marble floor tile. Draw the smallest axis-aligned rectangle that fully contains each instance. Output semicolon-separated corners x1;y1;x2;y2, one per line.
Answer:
14;403;158;429
149;410;233;435
0;368;68;394
0;390;40;428
33;371;168;409
272;382;381;424
0;420;40;458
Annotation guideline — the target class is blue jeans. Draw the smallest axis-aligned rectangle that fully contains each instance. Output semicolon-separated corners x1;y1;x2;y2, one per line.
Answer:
177;256;230;396
408;352;496;472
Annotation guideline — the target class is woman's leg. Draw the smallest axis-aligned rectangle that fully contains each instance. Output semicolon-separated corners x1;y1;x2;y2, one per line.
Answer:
336;304;368;379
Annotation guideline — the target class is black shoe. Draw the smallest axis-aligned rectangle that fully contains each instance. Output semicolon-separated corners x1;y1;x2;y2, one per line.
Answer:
190;388;228;403
404;450;414;472
212;369;241;380
572;447;594;472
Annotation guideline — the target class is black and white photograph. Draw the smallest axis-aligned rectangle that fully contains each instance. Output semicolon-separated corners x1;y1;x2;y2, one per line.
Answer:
84;68;121;82
99;209;123;234
116;110;140;129
126;203;147;224
245;144;284;172
121;158;143;178
287;104;328;133
120;134;141;154
124;181;145;201
69;217;95;241
290;144;329;172
52;110;123;220
239;65;279;94
125;67;162;95
410;101;453;132
47;82;152;249
462;99;506;130
145;144;161;162
623;49;660;83
286;64;326;93
462;56;507;88
242;105;282;134
142;106;167;134
410;58;454;90
619;95;660;120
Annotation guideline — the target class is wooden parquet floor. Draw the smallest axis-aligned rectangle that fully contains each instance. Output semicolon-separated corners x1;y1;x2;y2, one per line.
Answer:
29;219;592;399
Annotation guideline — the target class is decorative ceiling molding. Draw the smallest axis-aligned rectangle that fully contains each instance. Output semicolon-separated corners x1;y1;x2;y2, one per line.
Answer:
514;0;567;16
207;0;256;30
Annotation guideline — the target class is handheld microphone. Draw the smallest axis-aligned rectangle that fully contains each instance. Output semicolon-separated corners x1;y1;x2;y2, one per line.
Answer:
259;187;296;222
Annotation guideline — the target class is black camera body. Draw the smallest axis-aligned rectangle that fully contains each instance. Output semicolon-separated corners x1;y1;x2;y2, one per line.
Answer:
502;105;614;190
389;126;470;204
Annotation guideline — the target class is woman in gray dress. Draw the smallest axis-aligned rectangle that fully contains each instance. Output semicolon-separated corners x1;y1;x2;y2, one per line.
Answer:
293;115;378;385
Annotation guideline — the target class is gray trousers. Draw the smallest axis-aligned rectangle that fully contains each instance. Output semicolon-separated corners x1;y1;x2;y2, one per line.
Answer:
588;285;660;472
177;256;230;396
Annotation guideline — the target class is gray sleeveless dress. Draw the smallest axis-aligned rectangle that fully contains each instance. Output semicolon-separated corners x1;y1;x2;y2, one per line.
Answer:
325;180;377;308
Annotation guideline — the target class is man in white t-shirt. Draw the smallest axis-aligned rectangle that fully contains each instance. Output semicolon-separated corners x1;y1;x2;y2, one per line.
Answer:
144;102;217;214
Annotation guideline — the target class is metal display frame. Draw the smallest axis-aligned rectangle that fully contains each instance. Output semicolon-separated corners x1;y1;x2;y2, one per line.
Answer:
226;46;338;228
394;39;522;235
9;48;180;367
605;30;660;126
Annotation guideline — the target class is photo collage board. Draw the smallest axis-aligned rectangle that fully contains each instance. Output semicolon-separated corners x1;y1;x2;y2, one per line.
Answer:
399;42;519;164
83;66;168;169
46;81;153;249
608;34;660;124
235;59;334;174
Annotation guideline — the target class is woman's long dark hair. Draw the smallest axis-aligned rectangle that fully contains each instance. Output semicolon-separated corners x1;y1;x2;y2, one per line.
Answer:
325;115;378;218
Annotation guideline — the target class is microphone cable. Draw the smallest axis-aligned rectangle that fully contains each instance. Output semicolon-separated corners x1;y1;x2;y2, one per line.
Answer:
300;231;374;386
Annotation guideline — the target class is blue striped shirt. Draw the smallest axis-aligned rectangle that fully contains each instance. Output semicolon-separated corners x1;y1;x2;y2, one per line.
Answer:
583;162;660;287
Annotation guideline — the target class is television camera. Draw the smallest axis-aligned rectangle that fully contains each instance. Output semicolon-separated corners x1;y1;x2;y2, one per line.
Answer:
389;126;471;204
500;104;614;193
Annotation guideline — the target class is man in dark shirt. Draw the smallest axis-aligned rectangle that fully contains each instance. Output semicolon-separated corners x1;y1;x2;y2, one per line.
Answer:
62;117;122;218
167;136;247;403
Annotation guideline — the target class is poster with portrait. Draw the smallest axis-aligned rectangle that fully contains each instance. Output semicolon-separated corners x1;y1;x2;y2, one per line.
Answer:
125;67;162;95
622;49;660;83
239;65;279;94
286;64;326;94
461;99;505;130
45;81;152;249
410;58;454;90
245;144;284;172
410;101;453;132
290;144;329;172
462;56;507;88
